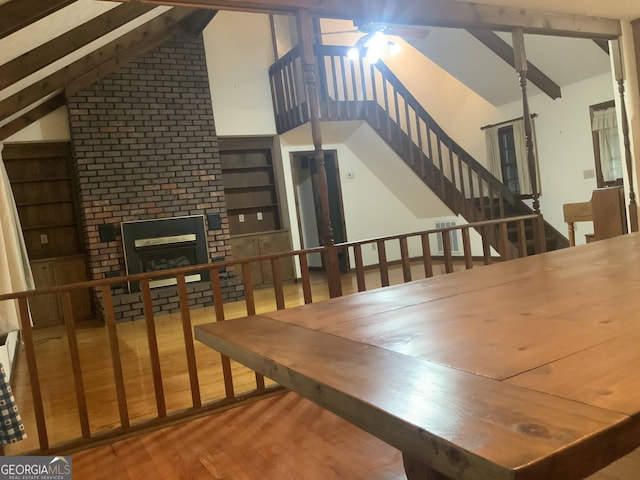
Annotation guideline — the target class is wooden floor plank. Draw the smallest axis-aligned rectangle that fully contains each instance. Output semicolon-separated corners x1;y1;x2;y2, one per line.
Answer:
69;390;640;480
72;392;405;480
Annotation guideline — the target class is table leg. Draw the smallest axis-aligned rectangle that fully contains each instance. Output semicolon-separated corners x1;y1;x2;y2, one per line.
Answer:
403;452;454;480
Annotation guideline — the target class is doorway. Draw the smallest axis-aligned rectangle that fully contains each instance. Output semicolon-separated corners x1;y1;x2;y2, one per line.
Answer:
291;150;348;273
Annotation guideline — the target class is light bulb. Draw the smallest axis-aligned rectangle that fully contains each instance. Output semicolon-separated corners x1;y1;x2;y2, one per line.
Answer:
365;49;381;64
347;47;359;61
365;31;386;64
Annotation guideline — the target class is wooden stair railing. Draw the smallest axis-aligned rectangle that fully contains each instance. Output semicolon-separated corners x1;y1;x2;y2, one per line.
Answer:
269;45;568;254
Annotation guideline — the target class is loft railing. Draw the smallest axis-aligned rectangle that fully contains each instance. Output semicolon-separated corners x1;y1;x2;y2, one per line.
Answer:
269;45;566;253
0;215;543;456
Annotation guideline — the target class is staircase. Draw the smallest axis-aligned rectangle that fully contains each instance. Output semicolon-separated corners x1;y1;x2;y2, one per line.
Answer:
269;45;568;256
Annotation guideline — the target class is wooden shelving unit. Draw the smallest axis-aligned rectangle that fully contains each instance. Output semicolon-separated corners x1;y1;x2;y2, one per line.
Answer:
220;147;282;235
3;141;92;327
3;142;81;260
219;136;294;287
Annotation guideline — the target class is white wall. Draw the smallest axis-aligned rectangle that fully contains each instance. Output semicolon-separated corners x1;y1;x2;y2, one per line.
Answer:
5;107;70;142
203;11;277;136
384;40;503;165
319;19;501;166
205;13;490;267
281;122;489;267
497;72;617;244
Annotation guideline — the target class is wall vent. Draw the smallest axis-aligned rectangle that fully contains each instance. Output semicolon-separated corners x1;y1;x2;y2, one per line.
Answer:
435;221;460;253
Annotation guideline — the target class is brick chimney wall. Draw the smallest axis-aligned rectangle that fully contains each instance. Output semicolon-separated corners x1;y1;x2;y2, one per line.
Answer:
67;33;242;321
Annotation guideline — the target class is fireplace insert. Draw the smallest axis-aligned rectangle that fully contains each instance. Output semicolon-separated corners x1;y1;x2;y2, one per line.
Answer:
121;216;209;292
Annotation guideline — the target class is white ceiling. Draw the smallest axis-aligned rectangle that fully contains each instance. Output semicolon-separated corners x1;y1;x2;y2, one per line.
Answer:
412;0;639;106
407;28;611;106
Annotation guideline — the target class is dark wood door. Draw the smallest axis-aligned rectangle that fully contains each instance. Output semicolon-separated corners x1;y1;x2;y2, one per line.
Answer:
305;151;349;273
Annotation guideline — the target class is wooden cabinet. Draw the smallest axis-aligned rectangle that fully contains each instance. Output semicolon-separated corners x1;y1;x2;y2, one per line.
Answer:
29;256;93;328
229;231;295;287
220;137;293;288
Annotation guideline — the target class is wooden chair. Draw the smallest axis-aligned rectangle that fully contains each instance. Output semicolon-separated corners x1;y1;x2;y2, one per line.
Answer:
562;186;627;246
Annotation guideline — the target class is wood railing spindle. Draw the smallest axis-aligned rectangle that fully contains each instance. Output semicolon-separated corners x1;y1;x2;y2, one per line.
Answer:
421;233;434;277
141;278;167;417
176;273;201;408
442;230;454;273
271;258;285;310
60;292;91;439
101;285;130;429
377;240;390;287
399;237;412;282
210;269;235;400
462;228;473;270
298;253;313;304
353;244;366;292
18;297;49;450
517;220;528;258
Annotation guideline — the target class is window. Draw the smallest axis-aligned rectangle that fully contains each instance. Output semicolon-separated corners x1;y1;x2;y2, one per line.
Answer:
590;101;623;188
484;116;539;196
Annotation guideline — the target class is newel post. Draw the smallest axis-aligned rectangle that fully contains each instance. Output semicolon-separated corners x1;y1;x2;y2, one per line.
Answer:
296;9;342;297
512;29;540;214
611;39;639;232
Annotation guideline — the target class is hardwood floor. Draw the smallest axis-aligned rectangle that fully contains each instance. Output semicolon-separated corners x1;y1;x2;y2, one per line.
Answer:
7;260;640;478
70;391;640;480
72;392;405;480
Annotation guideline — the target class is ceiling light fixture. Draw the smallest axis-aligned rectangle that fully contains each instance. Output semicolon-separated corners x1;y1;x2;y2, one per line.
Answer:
347;30;401;64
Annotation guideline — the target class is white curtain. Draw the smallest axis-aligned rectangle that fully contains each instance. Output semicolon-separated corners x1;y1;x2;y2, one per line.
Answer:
0;143;34;335
485;128;502;182
485;117;540;195
592;107;622;183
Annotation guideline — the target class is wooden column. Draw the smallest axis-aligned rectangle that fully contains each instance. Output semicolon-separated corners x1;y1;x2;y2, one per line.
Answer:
295;9;342;297
612;38;639;232
512;29;540;214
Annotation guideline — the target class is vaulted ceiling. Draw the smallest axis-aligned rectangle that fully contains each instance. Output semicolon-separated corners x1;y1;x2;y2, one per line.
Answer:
0;0;636;141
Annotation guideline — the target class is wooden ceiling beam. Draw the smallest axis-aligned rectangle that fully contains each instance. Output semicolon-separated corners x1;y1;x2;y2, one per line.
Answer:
467;28;562;100
0;95;66;141
182;10;219;35
103;0;622;39
0;3;156;92
0;8;196;123
0;0;77;40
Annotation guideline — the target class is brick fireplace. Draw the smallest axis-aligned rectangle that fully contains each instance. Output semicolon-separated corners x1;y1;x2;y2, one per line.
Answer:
67;33;243;321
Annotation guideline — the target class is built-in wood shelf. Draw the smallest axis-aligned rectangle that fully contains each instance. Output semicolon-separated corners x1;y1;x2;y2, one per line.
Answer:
219;136;284;236
2;141;82;260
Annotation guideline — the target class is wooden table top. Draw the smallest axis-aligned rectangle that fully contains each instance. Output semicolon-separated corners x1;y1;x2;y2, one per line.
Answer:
195;233;640;480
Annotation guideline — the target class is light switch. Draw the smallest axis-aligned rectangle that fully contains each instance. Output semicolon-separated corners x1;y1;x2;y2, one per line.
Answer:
40;234;49;244
239;214;245;223
257;212;263;221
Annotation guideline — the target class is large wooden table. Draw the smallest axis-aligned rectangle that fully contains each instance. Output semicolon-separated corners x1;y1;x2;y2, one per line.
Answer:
195;233;640;480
